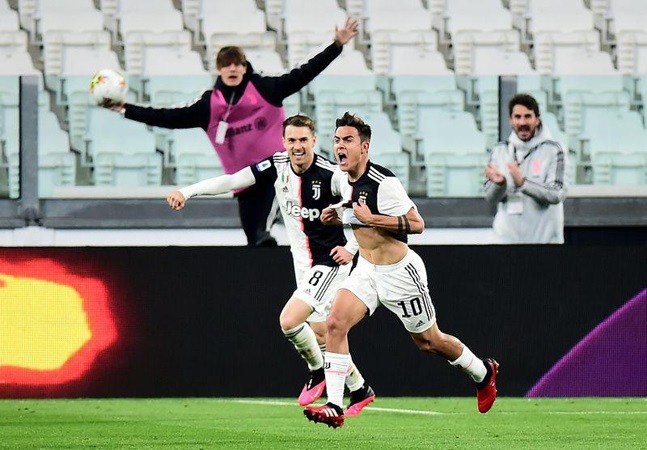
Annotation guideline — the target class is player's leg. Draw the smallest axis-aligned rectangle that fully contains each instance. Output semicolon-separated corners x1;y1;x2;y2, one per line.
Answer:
304;258;378;427
311;318;374;417
235;178;277;247
283;264;347;405
378;249;498;413
280;297;325;406
304;288;368;427
411;324;498;413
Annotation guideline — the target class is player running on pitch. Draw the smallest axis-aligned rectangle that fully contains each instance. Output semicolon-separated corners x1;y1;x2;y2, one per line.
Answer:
167;114;375;415
303;112;498;428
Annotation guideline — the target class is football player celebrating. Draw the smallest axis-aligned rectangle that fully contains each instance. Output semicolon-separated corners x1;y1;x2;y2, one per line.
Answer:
167;114;375;415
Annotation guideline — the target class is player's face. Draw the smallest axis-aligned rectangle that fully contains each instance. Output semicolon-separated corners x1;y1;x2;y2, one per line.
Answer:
334;126;368;175
510;104;540;142
218;62;246;86
283;125;316;173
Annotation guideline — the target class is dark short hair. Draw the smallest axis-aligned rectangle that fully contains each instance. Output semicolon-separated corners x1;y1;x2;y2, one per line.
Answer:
282;114;315;136
508;93;540;117
216;46;247;69
335;112;371;142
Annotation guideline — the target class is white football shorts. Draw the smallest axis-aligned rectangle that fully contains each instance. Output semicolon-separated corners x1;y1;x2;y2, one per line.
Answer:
341;249;436;333
293;263;352;323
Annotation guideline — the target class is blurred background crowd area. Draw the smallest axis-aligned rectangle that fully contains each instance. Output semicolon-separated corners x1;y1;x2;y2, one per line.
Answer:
1;0;646;200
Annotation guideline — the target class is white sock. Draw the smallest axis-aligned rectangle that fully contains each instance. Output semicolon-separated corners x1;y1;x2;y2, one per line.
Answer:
345;354;365;392
321;345;363;392
282;324;323;371
449;345;487;383
324;352;350;408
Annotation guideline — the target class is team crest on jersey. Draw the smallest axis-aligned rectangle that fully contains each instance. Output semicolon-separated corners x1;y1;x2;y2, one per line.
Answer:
358;191;368;203
312;180;321;200
255;160;271;172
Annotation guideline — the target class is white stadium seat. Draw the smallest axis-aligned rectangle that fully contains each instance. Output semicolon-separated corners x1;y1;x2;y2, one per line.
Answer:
418;110;488;197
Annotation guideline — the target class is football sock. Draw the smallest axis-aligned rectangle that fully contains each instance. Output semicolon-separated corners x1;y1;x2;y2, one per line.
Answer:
345;354;365;392
449;345;487;383
282;323;323;371
324;352;350;408
321;344;364;392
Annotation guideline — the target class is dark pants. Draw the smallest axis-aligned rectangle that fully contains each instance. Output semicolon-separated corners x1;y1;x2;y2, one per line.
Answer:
235;176;278;247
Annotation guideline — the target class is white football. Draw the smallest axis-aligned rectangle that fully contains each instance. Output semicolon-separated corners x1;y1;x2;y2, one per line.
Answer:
90;69;127;107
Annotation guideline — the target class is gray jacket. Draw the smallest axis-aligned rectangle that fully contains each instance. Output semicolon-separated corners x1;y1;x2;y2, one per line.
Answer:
484;125;567;244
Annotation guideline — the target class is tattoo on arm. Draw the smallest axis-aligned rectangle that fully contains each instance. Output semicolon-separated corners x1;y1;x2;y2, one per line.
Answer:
397;215;403;233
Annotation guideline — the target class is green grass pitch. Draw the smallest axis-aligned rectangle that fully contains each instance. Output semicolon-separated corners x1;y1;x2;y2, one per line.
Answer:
1;397;646;449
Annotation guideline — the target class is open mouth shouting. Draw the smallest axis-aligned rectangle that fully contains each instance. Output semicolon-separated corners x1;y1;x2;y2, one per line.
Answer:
336;150;349;168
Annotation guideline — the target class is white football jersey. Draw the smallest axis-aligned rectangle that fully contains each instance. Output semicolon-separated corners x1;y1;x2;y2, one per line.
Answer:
251;152;348;280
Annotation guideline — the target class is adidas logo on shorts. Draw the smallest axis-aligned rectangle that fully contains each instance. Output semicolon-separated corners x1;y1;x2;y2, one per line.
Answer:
415;320;425;328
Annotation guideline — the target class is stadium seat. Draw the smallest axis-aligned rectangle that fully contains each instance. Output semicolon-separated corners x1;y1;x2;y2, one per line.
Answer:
308;50;381;155
66;70;137;154
0;0;20;32
0;77;19;198
38;108;76;197
541;112;575;186
524;0;600;73
100;0;178;36
119;12;193;77
201;2;277;73
517;74;551;113
556;59;630;137
314;88;383;156
42;30;113;92
578;109;647;185
0;31;36;122
243;48;285;75
56;47;122;105
607;0;647;73
168;128;224;186
140;47;211;104
34;0;104;44
390;74;464;139
445;0;513;34
282;0;347;67
85;107;161;186
417;110;488;197
263;0;283;31
371;152;411;191
361;111;409;189
607;0;647;36
471;54;537;148
363;0;437;75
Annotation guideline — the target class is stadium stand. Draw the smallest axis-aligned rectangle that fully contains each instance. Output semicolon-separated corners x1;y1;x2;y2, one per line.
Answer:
38;100;75;198
362;0;437;75
166;127;223;187
579;109;647;185
0;0;646;201
418;109;488;197
84;107;161;187
282;0;347;67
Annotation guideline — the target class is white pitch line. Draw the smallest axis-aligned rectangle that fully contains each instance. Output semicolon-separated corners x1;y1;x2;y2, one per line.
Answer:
228;399;448;415
227;399;647;416
547;411;647;415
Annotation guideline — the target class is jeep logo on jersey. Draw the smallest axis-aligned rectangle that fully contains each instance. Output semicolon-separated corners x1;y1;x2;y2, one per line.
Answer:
312;181;321;200
286;202;321;221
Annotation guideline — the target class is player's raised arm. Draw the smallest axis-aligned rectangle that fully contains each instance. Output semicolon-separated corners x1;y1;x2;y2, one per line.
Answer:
166;166;257;211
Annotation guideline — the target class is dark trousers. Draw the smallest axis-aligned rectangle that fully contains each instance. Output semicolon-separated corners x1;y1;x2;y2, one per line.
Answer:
235;176;278;247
